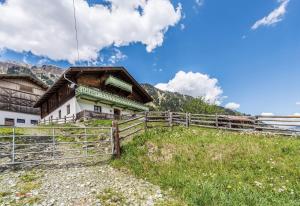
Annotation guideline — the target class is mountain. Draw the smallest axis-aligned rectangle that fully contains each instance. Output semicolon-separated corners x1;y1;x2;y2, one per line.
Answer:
141;83;238;115
0;61;237;114
0;61;63;85
141;83;194;111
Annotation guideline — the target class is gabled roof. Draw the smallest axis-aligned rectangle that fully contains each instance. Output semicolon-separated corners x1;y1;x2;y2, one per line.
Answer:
0;74;48;90
34;66;153;107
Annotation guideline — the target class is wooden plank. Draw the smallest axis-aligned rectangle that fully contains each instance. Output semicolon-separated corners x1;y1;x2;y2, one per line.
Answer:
118;115;145;125
119;121;143;132
190;119;216;124
120;128;143;140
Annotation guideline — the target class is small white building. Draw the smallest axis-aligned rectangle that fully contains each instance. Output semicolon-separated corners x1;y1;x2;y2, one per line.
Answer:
0;74;48;126
34;67;152;123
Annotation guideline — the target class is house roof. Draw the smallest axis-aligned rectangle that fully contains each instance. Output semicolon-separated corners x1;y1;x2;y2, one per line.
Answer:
0;74;48;90
34;66;153;107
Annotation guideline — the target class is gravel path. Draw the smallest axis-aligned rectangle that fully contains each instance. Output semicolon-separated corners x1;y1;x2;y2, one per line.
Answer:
0;161;171;206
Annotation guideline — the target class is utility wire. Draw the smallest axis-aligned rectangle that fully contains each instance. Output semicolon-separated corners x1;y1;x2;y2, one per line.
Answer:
72;0;80;63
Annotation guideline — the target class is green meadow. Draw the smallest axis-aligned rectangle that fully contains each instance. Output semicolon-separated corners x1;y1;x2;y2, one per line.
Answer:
112;127;300;206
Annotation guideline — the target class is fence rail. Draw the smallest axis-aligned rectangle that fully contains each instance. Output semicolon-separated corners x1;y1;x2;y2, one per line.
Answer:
112;112;300;156
2;111;300;165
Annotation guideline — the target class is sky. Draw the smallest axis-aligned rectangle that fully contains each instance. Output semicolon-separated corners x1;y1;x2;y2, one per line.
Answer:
0;0;299;115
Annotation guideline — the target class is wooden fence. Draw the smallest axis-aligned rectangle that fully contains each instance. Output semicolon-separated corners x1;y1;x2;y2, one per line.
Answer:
39;111;140;125
112;111;300;157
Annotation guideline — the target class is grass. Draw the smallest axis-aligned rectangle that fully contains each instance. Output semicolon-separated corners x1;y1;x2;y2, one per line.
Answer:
0;170;43;205
112;127;300;206
0;191;11;197
96;188;126;206
84;119;113;127
14;170;43;205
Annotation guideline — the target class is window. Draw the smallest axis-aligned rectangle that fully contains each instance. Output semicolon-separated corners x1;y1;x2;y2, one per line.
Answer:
31;120;38;125
67;104;70;115
58;110;62;119
17;119;25;124
94;105;102;113
4;118;14;126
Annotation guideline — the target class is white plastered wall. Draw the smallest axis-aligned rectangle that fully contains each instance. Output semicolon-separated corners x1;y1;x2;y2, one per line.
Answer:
0;110;40;127
41;97;77;121
76;99;114;114
41;97;136;122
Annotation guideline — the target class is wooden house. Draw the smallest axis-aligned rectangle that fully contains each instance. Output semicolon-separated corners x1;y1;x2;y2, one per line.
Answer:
0;74;48;126
34;67;152;122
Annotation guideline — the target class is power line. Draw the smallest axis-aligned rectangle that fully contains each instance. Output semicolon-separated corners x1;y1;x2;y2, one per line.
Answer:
72;0;80;63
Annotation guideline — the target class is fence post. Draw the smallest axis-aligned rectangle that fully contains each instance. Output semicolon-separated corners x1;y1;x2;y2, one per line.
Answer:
52;127;55;159
144;112;148;132
64;116;67;124
84;127;88;156
112;121;121;158
185;113;189;127
72;114;75;123
110;127;114;155
12;126;15;164
254;116;258;131
215;114;219;128
188;113;191;127
169;111;173;127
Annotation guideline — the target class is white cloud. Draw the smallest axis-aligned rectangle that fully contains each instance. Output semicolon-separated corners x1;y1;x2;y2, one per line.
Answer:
36;58;50;66
225;102;240;110
180;23;185;30
108;48;127;64
293;113;300;116
195;0;204;7
0;0;181;63
261;112;274;116
252;0;290;30
296;102;300;105
155;71;223;104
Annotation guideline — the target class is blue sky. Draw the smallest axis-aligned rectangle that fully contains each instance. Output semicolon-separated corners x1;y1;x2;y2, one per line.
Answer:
0;0;299;115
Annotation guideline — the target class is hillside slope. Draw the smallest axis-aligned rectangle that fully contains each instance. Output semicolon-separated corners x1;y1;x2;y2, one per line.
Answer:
112;127;300;205
141;83;238;114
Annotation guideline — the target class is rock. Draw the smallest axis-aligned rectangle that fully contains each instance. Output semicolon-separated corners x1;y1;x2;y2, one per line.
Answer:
0;162;172;205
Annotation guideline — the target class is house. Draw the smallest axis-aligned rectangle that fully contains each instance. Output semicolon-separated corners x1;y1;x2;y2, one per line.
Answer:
34;67;152;122
0;74;48;126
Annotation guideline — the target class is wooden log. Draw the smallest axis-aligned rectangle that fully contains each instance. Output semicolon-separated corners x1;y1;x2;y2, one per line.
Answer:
118;115;145;125
119;122;143;132
112;121;120;158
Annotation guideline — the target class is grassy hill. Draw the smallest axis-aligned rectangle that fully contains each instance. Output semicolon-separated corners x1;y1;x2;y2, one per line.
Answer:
112;127;300;205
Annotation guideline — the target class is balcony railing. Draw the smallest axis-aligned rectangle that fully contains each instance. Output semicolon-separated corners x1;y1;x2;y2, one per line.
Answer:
105;76;133;93
75;85;148;111
0;86;41;115
0;102;40;115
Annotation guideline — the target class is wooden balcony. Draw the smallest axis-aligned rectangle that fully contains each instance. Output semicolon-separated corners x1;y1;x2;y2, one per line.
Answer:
105;75;133;93
75;85;148;112
0;86;41;115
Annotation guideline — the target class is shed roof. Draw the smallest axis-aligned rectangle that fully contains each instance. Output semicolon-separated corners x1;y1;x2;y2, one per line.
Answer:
0;74;48;90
